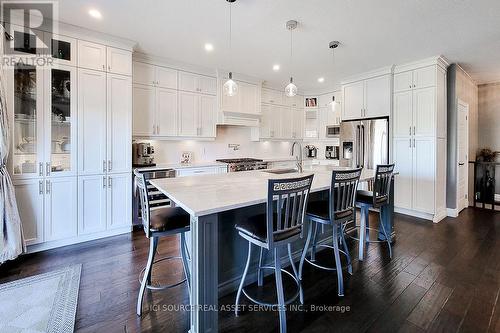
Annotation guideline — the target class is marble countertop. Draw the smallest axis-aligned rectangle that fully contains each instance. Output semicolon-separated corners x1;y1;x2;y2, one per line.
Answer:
150;166;375;217
134;161;226;171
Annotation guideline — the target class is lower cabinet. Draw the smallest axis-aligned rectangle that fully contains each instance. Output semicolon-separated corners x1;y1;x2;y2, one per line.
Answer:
78;173;131;235
14;179;45;245
258;104;304;140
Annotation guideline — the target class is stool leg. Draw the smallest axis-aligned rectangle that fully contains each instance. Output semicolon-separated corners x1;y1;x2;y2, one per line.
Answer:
332;225;344;297
146;237;158;285
339;224;352;275
287;243;302;305
257;247;266;287
235;241;252;317
365;209;370;243
137;236;158;316
180;232;191;292
274;247;287;333
299;220;314;281
358;206;368;261
379;210;393;259
310;222;319;261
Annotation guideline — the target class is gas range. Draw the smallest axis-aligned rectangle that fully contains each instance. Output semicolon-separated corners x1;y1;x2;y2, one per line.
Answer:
216;158;269;172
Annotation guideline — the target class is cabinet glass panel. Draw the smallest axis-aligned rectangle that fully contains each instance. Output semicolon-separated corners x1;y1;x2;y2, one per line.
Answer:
13;64;38;176
13;31;37;54
51;39;71;61
50;69;72;173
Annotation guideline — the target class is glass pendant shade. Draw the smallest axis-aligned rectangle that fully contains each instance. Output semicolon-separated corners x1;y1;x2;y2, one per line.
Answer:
223;72;238;97
284;77;297;97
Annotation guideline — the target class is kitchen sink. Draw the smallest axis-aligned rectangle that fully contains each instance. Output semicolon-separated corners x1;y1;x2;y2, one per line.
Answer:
263;168;297;174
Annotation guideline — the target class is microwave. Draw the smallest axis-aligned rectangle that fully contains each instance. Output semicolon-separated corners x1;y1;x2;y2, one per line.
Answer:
326;125;340;137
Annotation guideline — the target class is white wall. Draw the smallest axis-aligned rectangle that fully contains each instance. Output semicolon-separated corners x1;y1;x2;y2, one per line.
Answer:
138;125;294;164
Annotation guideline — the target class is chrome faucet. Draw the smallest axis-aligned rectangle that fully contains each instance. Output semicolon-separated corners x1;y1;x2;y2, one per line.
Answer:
291;141;303;173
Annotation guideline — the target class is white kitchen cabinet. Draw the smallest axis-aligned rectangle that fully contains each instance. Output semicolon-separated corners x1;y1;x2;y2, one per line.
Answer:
179;72;216;95
393;90;413;138
394;71;413;92
393;137;413;210
106;47;132;76
132;84;156;136
240;82;259;115
45;33;77;66
280;107;293;139
156;67;178;89
107;173;132;230
413;87;435;137
78;175;107;235
14;179;44;245
199;95;216;137
78;40;106;71
394;67;436;93
78;69;107;175
292;108;304;139
107;74;132;173
412;137;435;214
133;62;156;86
156;87;178;136
178;91;199;137
262;88;283;105
342;81;364;120
44;177;77;241
260;104;280;139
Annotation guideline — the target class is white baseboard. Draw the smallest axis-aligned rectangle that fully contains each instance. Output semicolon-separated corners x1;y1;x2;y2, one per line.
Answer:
433;209;447;223
447;208;459;218
394;207;434;222
26;226;132;254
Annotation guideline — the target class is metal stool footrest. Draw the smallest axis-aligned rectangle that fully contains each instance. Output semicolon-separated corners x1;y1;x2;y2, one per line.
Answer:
241;266;300;307
347;225;388;243
138;256;187;290
305;244;351;271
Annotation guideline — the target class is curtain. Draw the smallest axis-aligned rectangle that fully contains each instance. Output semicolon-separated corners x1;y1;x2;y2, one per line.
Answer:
0;25;24;264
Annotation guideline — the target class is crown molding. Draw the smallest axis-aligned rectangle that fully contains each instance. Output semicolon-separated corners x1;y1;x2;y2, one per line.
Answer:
394;55;449;73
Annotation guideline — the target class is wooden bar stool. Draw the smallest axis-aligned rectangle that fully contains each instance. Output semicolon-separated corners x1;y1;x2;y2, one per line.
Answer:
134;170;191;316
349;164;395;261
299;168;362;297
234;174;314;333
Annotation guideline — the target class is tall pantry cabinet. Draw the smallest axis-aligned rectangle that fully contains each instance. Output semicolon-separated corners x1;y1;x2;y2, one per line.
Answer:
6;21;133;251
392;57;448;222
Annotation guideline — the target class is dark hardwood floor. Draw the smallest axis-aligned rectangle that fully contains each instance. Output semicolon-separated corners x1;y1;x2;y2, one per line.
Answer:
1;208;499;333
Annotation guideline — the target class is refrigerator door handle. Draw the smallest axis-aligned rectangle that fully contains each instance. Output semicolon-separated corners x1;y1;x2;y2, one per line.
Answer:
361;124;365;168
356;125;361;168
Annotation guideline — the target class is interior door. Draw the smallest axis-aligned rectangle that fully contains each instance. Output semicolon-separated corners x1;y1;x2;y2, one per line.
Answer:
132;84;156;136
44;177;77;241
107;173;131;230
342;81;364;121
178;91;199;136
78;175;107;235
413;137;435;214
457;101;469;211
107;74;132;173
393;137;413;210
78;69;107;175
156;87;178;136
14;179;44;245
199;95;216;137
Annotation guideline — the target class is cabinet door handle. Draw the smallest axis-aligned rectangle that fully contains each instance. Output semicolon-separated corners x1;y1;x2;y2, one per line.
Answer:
39;162;43;176
413;126;416;135
108;160;112;172
108;65;111;71
108;177;112;188
46;162;51;176
409;138;412;148
103;160;106;172
39;181;43;195
153;124;156;134
413;138;415;148
46;180;50;194
459;162;465;166
103;176;107;188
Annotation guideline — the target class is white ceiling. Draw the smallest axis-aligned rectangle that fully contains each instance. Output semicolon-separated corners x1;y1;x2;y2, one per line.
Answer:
58;0;500;93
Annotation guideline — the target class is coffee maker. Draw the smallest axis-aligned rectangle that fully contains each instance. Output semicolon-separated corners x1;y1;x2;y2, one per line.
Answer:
132;142;156;167
325;145;340;159
305;145;317;158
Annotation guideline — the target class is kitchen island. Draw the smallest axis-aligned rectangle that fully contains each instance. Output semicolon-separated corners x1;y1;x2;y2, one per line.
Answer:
150;166;395;333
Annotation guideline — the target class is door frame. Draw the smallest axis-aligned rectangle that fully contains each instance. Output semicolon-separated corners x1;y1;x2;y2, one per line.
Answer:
456;99;469;212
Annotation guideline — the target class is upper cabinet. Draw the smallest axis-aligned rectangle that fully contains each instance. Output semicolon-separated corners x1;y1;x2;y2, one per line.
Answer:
179;72;216;95
106;47;132;76
394;66;436;93
46;33;77;66
133;62;178;89
219;78;261;126
262;88;283;105
342;73;391;120
78;40;106;71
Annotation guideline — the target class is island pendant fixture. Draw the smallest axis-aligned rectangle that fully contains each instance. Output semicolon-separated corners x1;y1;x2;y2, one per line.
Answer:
284;20;298;97
223;0;238;97
329;40;340;111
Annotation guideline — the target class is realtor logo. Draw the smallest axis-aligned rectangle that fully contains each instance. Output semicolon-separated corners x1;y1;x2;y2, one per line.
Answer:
1;0;57;65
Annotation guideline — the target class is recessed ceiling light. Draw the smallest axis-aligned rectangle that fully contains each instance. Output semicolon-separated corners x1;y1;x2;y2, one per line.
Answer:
88;9;102;19
273;64;280;72
317;77;325;83
204;43;214;52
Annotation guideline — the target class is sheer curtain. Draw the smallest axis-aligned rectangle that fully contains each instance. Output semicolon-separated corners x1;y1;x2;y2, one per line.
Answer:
0;25;24;264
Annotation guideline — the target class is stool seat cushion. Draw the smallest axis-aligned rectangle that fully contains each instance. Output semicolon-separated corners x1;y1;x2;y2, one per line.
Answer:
235;213;301;243
356;190;388;206
149;207;190;233
306;200;354;222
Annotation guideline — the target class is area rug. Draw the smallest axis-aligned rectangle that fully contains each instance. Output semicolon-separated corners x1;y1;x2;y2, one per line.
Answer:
0;265;81;333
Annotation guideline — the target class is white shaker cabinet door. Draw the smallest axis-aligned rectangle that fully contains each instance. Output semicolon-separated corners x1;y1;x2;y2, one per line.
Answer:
393;137;413;210
413;66;436;89
239;82;259;115
393;91;413;138
106;47;132;76
364;75;391;118
394;71;413;93
178;91;199;137
259;104;273;138
199;94;216;137
44;177;77;241
413;87;435;137
78;40;106;71
14;179;44;245
178;72;198;93
133;62;155;86
107;74;132;174
107;173;132;230
78;69;107;175
156;67;178;89
156;87;178;136
198;76;217;95
412;137;435;214
280;107;293;139
342;81;364;121
133;84;156;136
78;175;107;235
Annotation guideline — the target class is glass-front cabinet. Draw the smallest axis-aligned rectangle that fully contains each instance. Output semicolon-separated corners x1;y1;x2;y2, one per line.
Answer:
6;60;77;178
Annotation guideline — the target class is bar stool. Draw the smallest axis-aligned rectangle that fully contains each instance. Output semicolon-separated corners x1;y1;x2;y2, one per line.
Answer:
134;170;191;316
299;168;362;297
234;174;314;333
349;164;395;260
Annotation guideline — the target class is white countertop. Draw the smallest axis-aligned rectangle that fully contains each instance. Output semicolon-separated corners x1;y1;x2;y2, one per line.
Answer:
134;161;226;171
150;166;375;217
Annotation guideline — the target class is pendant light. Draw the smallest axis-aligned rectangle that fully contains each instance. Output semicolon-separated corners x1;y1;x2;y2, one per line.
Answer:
223;0;238;97
328;41;340;111
284;20;298;97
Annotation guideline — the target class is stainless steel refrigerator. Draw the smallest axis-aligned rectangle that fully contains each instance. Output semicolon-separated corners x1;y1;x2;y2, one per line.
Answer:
340;118;389;169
